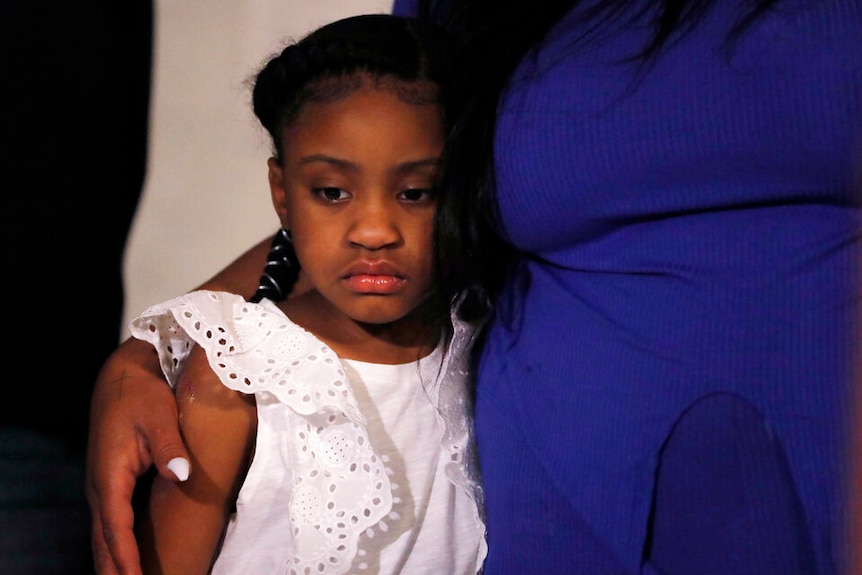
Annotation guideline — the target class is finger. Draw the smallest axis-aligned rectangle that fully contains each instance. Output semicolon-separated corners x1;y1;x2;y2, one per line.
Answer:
144;405;193;483
99;469;143;575
86;427;146;575
91;509;120;575
86;436;146;575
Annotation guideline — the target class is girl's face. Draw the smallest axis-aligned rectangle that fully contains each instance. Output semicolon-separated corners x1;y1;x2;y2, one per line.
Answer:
268;81;444;331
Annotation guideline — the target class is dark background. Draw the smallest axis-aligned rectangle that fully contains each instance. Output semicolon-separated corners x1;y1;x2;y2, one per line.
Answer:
1;3;153;573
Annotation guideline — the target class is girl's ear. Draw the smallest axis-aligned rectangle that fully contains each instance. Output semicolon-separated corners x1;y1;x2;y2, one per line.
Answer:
268;157;290;227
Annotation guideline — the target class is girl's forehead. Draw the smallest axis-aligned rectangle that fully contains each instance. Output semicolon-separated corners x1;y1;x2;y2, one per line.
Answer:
305;73;439;107
291;82;442;130
281;84;444;164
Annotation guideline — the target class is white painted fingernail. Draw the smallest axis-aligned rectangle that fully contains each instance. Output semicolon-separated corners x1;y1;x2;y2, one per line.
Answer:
167;457;190;482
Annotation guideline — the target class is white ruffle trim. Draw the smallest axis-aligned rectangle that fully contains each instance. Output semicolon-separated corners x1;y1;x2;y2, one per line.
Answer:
129;290;486;573
131;291;389;574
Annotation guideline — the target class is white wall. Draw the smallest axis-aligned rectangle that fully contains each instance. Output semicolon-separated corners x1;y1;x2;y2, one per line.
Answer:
122;0;394;337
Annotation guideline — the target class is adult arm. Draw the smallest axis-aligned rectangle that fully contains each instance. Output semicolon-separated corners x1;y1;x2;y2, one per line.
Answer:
87;233;273;575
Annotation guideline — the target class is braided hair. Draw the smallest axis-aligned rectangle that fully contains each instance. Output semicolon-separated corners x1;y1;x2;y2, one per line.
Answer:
251;13;448;163
249;13;451;304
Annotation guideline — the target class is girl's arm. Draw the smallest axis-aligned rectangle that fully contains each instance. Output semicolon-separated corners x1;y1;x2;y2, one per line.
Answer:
137;345;257;575
87;233;273;575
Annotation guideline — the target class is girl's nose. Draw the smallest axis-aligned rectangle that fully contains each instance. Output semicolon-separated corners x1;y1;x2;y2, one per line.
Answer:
346;201;402;250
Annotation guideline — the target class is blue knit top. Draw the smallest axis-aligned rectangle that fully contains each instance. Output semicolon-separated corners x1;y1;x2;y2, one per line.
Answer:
396;1;861;572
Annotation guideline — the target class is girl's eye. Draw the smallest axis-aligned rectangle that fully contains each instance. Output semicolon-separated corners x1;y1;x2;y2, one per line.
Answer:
314;187;350;202
399;188;436;203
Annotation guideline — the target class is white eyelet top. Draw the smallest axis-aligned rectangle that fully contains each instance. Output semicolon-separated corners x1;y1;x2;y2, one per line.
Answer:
130;290;487;575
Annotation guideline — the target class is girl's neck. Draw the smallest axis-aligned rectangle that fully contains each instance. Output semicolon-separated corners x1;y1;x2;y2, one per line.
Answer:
277;291;442;365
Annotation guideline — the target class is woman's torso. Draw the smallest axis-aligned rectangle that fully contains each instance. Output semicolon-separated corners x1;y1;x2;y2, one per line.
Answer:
478;0;861;571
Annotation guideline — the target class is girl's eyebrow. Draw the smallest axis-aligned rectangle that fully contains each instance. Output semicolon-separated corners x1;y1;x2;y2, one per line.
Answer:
297;154;355;170
297;155;441;173
394;157;441;174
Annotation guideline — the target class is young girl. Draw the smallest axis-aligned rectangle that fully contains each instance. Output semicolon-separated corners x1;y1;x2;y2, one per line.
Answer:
128;14;486;575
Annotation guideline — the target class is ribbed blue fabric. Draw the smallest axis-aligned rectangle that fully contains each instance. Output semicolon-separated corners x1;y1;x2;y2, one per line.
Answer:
395;1;861;573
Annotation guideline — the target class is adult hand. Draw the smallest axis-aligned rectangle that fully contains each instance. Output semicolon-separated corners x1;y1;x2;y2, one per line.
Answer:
86;337;190;575
85;232;281;573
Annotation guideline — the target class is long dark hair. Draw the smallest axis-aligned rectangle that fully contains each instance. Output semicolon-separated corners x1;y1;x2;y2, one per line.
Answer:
414;0;780;323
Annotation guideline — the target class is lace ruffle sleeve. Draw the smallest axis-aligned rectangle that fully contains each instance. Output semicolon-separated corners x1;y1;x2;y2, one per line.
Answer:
129;290;365;423
129;290;394;574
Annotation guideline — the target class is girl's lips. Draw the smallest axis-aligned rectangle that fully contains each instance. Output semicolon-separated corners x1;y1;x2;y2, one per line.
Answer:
342;260;406;293
343;274;406;294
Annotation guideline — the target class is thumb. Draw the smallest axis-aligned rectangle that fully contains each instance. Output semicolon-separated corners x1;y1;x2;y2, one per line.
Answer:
148;424;192;483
